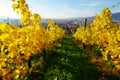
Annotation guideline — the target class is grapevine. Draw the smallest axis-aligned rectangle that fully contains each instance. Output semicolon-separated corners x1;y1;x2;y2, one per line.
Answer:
73;7;120;75
0;0;65;79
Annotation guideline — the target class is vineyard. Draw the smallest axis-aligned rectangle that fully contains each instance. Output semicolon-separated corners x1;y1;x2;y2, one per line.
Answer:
0;0;120;80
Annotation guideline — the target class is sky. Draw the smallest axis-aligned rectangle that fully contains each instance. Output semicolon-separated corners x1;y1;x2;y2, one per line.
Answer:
0;0;120;19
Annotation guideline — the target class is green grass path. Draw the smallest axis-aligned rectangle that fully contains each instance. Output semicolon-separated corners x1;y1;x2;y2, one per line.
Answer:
41;36;102;80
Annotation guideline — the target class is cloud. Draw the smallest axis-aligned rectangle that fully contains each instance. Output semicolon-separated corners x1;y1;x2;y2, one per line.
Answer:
0;0;20;18
79;3;87;6
0;0;96;19
90;3;98;6
80;3;99;7
36;6;94;19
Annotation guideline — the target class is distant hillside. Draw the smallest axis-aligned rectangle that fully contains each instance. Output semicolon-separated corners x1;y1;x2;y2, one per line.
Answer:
112;12;120;21
87;12;120;21
0;12;120;25
42;12;120;23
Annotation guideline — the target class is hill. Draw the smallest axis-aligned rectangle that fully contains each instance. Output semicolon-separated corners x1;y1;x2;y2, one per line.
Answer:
0;12;120;25
112;12;120;20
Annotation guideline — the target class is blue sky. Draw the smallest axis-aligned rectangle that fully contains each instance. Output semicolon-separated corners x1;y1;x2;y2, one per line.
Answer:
0;0;120;19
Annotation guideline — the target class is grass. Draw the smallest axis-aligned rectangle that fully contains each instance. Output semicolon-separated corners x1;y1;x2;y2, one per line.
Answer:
29;36;120;80
30;36;102;80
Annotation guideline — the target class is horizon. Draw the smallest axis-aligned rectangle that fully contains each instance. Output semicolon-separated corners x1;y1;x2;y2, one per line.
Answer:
0;11;120;20
0;0;120;19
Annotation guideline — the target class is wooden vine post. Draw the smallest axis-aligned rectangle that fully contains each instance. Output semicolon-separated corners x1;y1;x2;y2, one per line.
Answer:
83;18;87;49
84;18;87;29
